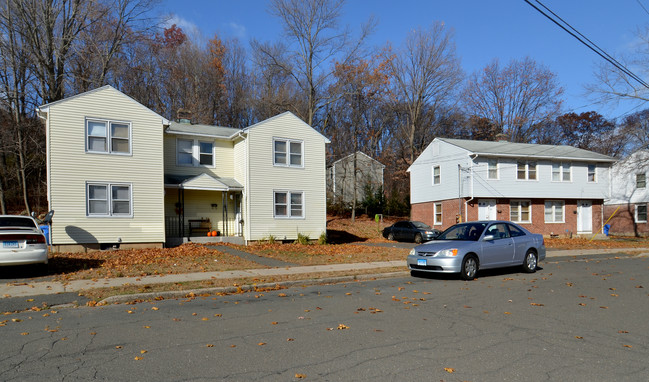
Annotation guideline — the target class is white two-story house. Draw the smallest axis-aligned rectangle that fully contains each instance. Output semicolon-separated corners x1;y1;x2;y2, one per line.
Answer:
408;138;616;236
605;150;649;236
38;85;329;252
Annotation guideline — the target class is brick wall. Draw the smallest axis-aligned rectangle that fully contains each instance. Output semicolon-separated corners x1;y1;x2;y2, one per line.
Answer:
604;203;649;237
412;198;604;237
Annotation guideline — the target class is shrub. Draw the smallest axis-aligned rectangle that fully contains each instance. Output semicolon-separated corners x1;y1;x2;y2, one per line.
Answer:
296;233;310;245
264;235;276;244
318;231;327;245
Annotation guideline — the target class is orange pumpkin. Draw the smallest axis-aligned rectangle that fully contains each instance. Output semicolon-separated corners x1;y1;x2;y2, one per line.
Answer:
207;231;212;237
211;230;217;236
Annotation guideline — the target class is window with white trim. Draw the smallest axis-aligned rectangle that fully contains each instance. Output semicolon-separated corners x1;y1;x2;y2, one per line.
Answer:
87;183;132;217
552;162;571;182
86;119;131;154
274;191;304;218
274;138;303;167
517;161;536;180
544;200;565;223
432;165;441;185
637;173;646;189
510;200;531;223
636;204;647;223
176;138;214;167
587;164;596;182
434;203;442;225
487;159;498;179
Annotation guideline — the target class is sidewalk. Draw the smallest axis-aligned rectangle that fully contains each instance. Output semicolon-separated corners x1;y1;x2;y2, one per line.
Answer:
2;248;648;300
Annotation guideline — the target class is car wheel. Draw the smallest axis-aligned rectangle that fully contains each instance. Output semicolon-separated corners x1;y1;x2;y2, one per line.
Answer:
387;232;395;241
414;233;423;244
522;250;538;273
460;255;478;280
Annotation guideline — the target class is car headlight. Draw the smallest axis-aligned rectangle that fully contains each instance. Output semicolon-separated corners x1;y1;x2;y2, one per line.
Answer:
409;249;416;256
435;249;458;257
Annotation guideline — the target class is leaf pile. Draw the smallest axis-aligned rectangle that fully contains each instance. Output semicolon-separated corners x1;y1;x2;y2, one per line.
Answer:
50;243;262;280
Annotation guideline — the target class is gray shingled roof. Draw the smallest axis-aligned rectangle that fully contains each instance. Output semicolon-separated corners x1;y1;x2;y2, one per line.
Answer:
438;138;616;162
166;121;241;138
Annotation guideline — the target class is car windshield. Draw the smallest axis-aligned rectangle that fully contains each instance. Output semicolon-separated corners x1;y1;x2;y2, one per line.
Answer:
0;217;37;229
412;221;431;229
436;222;488;241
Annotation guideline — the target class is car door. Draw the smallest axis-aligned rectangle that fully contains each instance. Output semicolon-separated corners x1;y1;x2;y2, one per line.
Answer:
393;222;407;240
480;223;515;268
507;223;530;264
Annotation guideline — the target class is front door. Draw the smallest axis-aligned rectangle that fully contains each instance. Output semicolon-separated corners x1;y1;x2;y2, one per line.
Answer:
577;200;593;233
478;199;497;220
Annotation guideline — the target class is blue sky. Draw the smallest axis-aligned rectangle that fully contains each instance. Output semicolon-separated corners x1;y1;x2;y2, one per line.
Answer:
159;0;649;121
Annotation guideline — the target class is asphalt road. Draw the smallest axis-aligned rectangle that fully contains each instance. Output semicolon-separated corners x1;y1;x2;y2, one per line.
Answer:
1;254;647;381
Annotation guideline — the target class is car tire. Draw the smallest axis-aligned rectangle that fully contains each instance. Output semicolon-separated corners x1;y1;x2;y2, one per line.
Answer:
522;250;538;273
387;232;395;241
460;255;478;280
414;233;423;244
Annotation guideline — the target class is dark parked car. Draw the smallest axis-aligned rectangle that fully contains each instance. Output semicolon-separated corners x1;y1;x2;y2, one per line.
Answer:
383;221;441;243
407;220;546;280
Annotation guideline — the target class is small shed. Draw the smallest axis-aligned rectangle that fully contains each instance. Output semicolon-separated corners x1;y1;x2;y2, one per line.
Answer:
327;152;385;206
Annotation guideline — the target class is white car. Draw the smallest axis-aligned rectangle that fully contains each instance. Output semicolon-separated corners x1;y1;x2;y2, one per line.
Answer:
0;215;49;267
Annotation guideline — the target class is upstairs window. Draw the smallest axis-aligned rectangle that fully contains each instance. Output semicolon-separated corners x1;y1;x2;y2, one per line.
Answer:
487;159;498;179
199;142;214;165
588;164;596;182
86;119;131;154
517;161;537;180
432;165;441;185
176;138;214;167
552;162;571;182
637;173;646;189
274;138;303;167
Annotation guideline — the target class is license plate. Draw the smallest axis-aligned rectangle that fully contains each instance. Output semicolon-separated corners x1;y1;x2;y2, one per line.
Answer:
3;241;19;248
417;259;427;266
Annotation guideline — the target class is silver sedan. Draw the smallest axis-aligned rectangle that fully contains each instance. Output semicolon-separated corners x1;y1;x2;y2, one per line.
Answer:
407;221;546;280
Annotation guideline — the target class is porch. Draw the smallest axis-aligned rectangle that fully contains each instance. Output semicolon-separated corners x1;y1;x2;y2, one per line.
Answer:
164;174;245;245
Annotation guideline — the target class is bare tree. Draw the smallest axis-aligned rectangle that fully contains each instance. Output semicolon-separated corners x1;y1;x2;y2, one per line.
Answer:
586;25;649;106
462;57;563;143
251;0;374;129
384;22;463;164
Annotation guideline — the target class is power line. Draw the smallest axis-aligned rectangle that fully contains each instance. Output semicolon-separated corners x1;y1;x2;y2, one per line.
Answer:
636;0;649;18
524;0;649;89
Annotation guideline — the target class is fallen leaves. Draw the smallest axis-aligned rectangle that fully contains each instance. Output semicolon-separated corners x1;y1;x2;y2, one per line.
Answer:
444;367;455;373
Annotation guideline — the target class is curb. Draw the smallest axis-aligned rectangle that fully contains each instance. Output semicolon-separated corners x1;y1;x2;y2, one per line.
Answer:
99;271;410;305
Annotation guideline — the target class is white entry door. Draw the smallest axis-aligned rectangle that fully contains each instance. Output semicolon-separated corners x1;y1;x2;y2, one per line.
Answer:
577;200;593;233
478;199;497;220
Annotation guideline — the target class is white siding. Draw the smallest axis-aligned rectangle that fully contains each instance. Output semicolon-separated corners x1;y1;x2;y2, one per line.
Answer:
471;158;611;199
245;113;327;241
46;87;165;245
409;139;471;203
608;151;649;204
410;138;612;204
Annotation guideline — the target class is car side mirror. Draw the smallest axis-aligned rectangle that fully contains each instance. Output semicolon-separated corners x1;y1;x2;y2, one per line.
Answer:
483;234;495;241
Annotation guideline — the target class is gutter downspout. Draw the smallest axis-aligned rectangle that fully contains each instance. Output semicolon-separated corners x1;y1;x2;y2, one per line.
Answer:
37;108;52;247
464;154;478;222
240;131;250;244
